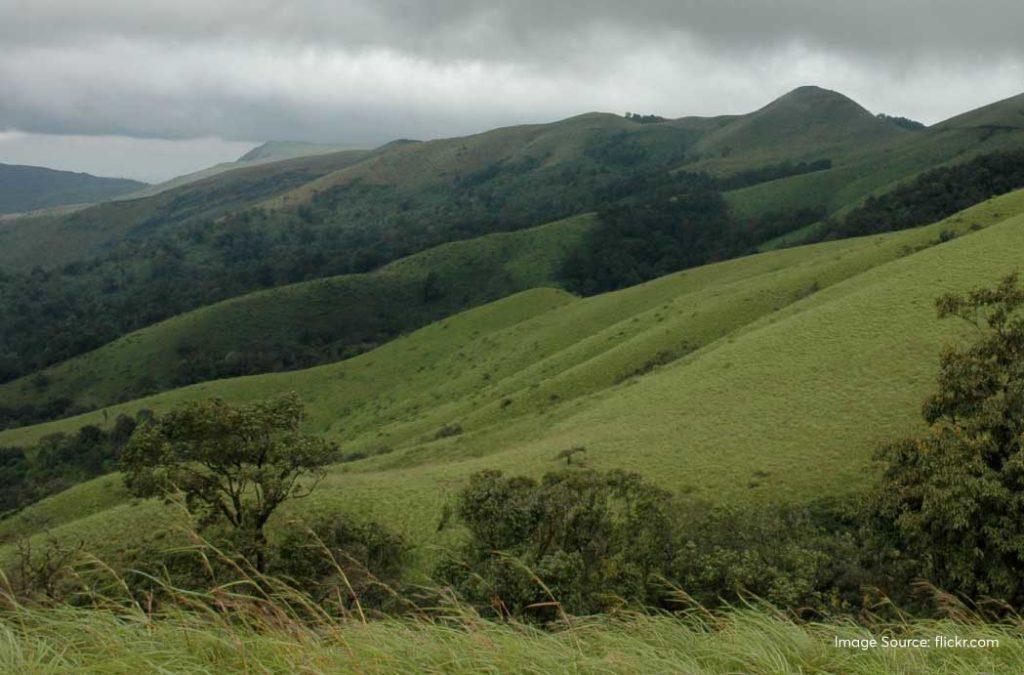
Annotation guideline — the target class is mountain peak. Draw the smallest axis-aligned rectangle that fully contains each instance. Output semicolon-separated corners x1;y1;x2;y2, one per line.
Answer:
767;86;868;115
690;85;905;159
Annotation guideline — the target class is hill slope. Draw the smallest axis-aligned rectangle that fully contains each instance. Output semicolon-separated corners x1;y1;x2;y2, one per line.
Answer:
690;86;908;171
5;190;1024;557
6;87;1024;426
121;141;362;201
0;163;145;214
0;215;594;416
729;91;1024;241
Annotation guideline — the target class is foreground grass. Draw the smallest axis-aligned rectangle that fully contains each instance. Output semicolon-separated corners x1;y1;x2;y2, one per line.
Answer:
2;603;1022;673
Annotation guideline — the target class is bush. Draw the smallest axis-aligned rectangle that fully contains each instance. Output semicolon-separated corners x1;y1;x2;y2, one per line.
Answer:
874;274;1024;606
271;516;409;612
671;499;909;613
436;469;676;619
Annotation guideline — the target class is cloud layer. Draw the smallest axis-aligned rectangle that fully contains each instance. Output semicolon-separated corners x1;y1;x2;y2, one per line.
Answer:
1;1;1022;178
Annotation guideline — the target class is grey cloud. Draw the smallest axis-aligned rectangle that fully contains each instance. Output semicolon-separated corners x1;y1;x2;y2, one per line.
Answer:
5;1;1024;59
0;0;1022;176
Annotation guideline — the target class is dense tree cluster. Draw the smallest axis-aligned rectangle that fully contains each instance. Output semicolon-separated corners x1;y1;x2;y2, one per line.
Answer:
874;274;1024;605
818;149;1024;240
560;168;825;296
0;413;139;517
561;181;737;295
624;112;667;124
437;469;676;618
876;113;927;131
714;158;832;191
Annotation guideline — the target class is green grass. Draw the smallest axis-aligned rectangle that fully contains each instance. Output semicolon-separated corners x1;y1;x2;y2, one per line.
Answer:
2;601;1022;673
6;190;1024;567
0;215;594;413
687;86;909;175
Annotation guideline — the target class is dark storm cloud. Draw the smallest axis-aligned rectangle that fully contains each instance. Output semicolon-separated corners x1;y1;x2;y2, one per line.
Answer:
0;1;1022;179
5;1;1024;59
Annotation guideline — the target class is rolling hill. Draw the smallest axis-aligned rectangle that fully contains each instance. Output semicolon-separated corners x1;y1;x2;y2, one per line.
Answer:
687;85;909;171
0;162;145;214
4;189;1023;564
5;86;1024;430
731;91;1024;243
120;140;363;201
0;215;594;415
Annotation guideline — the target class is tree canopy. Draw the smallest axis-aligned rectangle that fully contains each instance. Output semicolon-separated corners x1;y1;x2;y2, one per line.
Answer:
876;274;1024;603
121;393;337;569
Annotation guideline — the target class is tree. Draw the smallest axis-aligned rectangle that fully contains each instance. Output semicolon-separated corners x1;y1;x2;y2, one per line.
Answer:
875;274;1024;603
121;393;337;570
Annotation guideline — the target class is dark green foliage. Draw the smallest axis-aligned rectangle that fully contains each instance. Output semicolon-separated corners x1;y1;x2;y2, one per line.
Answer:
0;415;137;517
271;516;408;611
875;274;1024;605
819;150;1024;240
561;180;737;295
672;500;900;613
0;397;83;431
876;113;927;131
436;469;676;618
121;393;337;570
715;159;832;191
560;164;835;295
624;113;667;124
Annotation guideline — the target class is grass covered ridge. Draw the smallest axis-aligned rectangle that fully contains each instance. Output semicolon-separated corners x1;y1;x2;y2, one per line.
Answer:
0;214;594;414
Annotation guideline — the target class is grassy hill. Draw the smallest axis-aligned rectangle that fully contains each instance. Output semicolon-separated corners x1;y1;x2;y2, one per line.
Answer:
120;140;363;201
5;87;1024;426
0;148;374;273
688;86;908;172
732;91;1024;245
0;215;594;414
5;190;1024;562
0;163;145;215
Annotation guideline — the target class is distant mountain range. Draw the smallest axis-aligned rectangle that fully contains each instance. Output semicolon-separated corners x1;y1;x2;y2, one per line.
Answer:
0;163;146;214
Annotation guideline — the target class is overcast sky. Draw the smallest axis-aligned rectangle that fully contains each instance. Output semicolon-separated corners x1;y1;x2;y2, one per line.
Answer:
1;1;1022;182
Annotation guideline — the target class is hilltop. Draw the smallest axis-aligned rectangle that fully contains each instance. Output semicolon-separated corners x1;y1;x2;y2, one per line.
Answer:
688;85;908;170
0;162;145;214
237;140;360;163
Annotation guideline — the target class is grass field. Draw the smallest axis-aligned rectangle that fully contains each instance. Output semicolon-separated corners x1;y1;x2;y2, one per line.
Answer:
5;190;1024;569
3;601;1021;673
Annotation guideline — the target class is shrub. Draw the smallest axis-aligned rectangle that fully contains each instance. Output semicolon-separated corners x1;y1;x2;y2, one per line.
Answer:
436;469;675;619
875;274;1024;606
271;516;409;612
